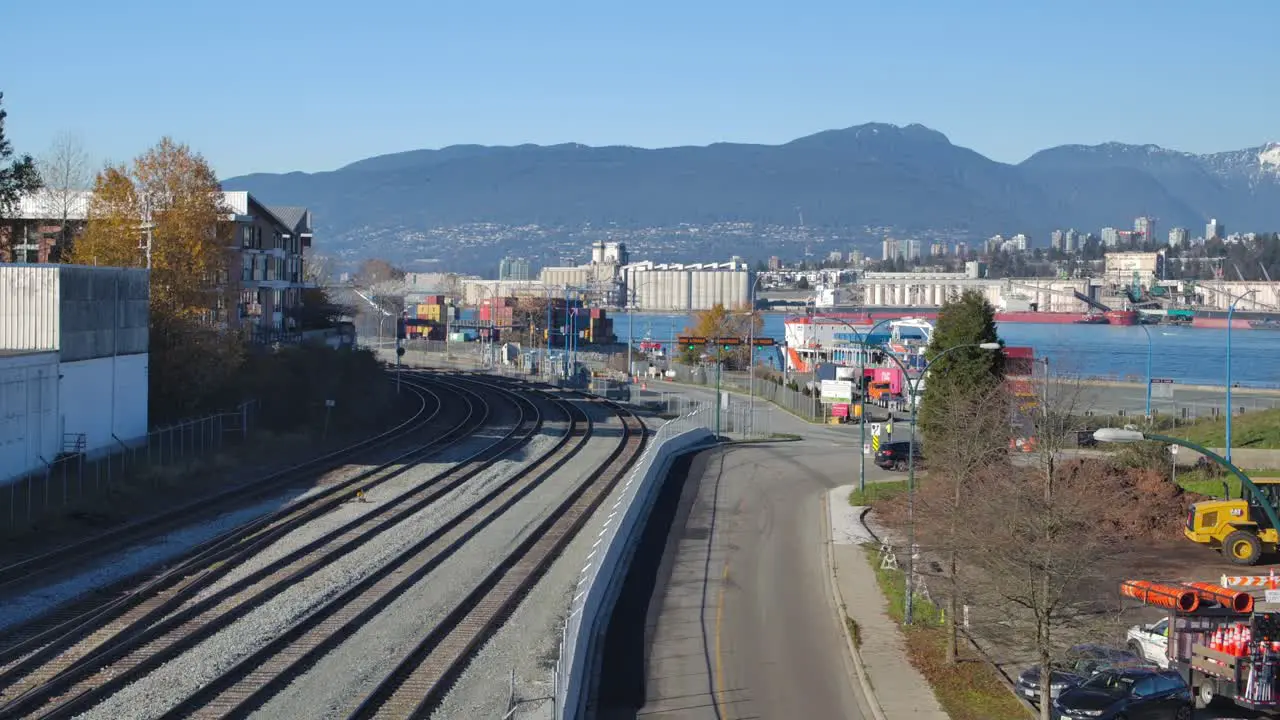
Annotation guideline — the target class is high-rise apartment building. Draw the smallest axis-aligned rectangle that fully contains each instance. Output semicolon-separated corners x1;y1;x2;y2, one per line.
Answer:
1101;227;1121;247
881;237;901;261
1134;216;1156;246
1168;227;1189;247
1010;234;1029;251
1050;230;1065;252
1206;218;1224;240
906;239;923;261
1065;229;1080;253
498;256;531;281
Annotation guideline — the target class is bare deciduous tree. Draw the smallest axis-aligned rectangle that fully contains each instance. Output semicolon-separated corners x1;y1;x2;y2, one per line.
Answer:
304;253;336;286
917;382;1014;664
36;131;91;261
959;459;1132;720
980;368;1129;720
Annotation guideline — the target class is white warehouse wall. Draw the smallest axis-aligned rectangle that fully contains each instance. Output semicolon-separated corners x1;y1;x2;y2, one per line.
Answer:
0;352;61;484
60;353;149;456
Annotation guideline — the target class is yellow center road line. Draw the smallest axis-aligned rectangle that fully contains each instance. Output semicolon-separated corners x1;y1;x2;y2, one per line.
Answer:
714;561;730;714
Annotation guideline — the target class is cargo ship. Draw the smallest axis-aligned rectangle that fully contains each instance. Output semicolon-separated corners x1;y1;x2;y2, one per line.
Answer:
800;308;1138;325
1192;309;1280;330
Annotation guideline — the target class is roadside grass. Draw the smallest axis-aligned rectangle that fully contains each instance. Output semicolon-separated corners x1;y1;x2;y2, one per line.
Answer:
848;480;908;507
1173;408;1280;450
1175;467;1280;498
864;545;1029;720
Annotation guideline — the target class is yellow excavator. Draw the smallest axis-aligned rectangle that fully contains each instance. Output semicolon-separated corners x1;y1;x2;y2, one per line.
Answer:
1185;476;1280;565
1096;428;1280;566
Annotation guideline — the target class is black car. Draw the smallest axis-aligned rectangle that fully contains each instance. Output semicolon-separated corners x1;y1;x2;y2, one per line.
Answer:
1016;644;1149;704
1053;667;1192;720
873;441;923;471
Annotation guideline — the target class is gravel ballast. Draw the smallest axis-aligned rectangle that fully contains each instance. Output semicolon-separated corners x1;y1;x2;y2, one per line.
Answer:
74;413;563;720
0;497;296;634
249;398;617;720
429;401;630;720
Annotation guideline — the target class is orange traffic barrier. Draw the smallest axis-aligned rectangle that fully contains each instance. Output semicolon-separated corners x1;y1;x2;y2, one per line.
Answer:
1121;580;1200;612
1185;582;1254;613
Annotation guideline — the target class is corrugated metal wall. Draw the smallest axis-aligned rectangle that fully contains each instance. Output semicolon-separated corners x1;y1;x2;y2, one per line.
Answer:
58;266;149;362
0;266;60;351
0;266;149;361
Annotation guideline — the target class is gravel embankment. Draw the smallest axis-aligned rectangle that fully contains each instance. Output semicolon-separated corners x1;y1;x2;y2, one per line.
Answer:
189;428;512;603
0;497;295;634
74;417;561;720
0;418;454;633
429;402;632;720
250;399;619;720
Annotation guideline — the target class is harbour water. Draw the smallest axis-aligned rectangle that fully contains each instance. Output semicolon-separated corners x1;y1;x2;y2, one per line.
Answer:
615;312;1280;389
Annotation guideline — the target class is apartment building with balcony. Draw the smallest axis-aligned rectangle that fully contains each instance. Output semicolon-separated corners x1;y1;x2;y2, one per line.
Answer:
3;189;313;344
221;192;313;343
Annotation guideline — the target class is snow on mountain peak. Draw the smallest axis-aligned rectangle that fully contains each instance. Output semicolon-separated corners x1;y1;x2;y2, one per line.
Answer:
1260;143;1280;173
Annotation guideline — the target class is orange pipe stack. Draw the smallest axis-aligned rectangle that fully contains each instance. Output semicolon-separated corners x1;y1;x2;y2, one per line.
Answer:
1185;582;1255;613
1121;580;1200;612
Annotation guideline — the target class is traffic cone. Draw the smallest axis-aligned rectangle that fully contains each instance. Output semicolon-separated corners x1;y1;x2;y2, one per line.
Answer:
1212;627;1222;651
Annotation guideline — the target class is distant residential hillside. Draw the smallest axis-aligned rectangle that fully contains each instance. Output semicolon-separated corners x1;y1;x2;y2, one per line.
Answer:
222;123;1280;273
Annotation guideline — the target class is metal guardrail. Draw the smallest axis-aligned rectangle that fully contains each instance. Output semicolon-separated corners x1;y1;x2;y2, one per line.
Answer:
551;404;714;720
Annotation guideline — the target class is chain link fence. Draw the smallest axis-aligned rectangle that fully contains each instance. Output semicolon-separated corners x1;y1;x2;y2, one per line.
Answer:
1;402;257;531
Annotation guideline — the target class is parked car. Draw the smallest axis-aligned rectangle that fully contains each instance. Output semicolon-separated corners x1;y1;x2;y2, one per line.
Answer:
1016;644;1149;704
1126;616;1170;668
873;441;923;471
1052;666;1192;720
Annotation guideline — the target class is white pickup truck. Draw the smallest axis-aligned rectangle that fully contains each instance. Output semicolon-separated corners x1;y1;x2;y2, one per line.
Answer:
1126;616;1170;668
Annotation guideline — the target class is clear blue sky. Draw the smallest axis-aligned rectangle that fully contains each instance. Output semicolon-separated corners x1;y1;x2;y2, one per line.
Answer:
4;0;1276;179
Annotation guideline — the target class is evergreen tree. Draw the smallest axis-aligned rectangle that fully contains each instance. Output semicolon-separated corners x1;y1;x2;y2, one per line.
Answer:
0;92;42;217
919;290;1005;441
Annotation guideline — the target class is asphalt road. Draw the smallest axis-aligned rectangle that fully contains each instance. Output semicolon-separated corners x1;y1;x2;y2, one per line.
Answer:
633;437;897;719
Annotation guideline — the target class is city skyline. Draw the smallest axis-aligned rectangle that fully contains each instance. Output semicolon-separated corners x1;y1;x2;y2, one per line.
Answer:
4;0;1278;178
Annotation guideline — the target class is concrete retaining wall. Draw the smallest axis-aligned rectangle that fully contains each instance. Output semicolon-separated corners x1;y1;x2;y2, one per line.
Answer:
553;411;714;720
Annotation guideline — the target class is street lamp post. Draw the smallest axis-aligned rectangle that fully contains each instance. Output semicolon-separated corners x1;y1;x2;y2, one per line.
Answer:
747;273;765;435
1139;324;1154;418
1094;427;1280;532
812;315;896;493
881;341;1003;626
701;352;723;437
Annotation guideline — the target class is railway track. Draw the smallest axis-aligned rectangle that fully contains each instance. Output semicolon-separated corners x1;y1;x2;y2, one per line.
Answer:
0;373;490;712
0;373;544;719
0;372;438;594
347;405;648;720
0;374;445;658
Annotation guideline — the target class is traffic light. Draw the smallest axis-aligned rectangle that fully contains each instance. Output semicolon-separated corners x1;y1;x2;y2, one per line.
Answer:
753;337;776;347
713;337;742;350
678;335;707;350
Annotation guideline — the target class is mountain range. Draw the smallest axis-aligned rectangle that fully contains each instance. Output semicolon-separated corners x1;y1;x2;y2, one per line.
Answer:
221;123;1280;271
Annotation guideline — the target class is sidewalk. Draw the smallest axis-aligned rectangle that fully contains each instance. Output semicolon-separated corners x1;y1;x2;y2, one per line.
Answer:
825;488;950;720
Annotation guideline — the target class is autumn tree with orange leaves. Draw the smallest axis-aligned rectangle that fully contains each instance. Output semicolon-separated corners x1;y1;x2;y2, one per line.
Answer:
679;303;762;369
72;138;243;420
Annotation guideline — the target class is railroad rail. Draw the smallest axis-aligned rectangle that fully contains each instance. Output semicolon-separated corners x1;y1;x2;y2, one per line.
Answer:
0;373;436;593
347;401;649;719
0;374;448;681
152;381;594;718
0;376;649;720
0;373;508;716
